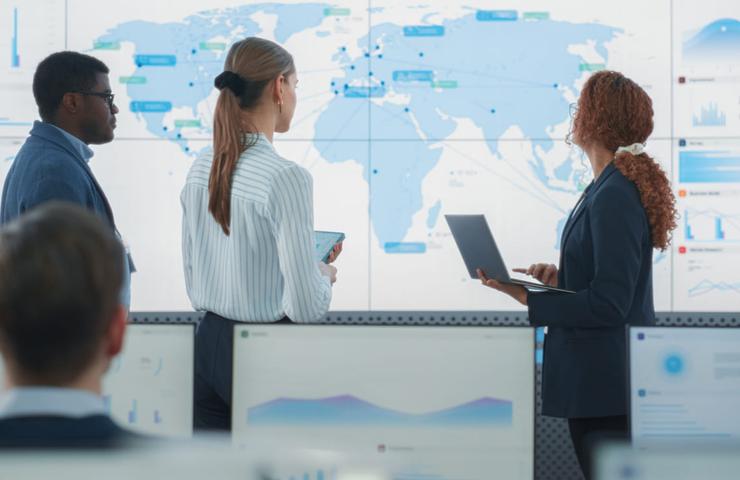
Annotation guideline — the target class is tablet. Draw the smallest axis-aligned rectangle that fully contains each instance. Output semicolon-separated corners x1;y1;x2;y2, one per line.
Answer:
445;214;574;294
314;230;345;262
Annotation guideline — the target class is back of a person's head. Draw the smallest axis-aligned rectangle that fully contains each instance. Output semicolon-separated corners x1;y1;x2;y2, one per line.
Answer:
573;70;677;251
573;70;654;151
32;51;109;122
209;37;295;235
0;202;123;385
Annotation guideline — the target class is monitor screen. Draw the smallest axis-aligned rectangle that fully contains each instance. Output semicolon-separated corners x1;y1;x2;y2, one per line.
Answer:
103;323;195;438
8;0;730;313
595;444;740;480
630;327;740;446
232;325;535;479
0;443;267;480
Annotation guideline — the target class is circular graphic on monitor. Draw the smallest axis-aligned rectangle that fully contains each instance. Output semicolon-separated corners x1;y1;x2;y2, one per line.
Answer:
663;353;685;376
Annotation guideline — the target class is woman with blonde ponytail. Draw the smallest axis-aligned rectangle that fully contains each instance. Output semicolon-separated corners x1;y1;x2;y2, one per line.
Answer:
478;71;677;479
181;37;342;430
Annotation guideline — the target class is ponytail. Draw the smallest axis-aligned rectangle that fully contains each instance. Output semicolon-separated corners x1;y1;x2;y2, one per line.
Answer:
207;37;295;235
574;70;677;250
209;90;251;235
613;152;677;251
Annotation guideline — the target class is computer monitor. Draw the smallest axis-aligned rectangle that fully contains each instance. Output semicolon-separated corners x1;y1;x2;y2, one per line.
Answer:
103;323;195;437
232;325;535;480
0;442;265;480
629;326;740;446
595;443;740;480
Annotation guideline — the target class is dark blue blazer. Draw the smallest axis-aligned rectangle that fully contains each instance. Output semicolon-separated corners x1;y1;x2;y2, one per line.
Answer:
0;121;116;228
528;163;655;418
0;415;137;448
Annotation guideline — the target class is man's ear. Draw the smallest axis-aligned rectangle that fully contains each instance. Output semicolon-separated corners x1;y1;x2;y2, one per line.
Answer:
60;92;81;115
106;305;127;358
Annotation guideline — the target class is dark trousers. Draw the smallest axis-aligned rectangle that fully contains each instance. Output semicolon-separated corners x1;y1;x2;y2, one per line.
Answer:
194;312;239;431
194;312;290;432
568;415;628;480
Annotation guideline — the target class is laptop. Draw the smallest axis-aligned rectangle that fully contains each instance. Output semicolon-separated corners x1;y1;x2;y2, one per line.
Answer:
445;214;574;294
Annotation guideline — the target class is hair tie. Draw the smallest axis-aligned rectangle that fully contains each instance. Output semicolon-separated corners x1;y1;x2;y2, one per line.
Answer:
616;143;645;156
214;71;246;97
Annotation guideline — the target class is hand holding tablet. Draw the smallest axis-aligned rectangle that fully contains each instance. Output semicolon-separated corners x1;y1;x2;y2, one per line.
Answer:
315;230;345;263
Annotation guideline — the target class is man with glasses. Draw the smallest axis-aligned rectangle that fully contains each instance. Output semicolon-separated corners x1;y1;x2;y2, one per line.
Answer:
0;51;134;308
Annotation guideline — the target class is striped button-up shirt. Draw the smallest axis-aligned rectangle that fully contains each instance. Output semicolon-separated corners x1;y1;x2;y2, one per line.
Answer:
181;134;332;322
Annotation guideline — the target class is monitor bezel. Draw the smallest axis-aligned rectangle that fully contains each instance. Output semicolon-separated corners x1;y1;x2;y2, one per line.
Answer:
230;322;536;480
125;320;197;436
627;324;740;444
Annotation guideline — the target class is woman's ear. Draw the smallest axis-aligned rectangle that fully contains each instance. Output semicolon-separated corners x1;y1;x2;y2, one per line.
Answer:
273;75;285;106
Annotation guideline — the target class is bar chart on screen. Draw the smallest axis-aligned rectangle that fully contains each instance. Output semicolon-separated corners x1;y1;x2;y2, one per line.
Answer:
0;1;64;135
683;208;740;243
102;325;194;437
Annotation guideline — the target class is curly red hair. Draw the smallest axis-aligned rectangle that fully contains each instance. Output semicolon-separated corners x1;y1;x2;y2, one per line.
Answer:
573;71;677;251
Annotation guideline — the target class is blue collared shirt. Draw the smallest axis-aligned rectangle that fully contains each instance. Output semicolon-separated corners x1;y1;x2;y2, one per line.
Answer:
0;387;106;419
43;123;132;309
47;123;94;163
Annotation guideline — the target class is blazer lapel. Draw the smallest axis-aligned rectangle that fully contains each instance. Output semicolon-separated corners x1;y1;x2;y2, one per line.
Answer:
80;166;116;227
559;163;618;253
560;196;588;253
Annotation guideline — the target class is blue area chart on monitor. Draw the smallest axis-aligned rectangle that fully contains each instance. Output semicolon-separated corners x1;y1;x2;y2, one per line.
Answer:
683;18;740;64
688;279;740;298
247;395;513;427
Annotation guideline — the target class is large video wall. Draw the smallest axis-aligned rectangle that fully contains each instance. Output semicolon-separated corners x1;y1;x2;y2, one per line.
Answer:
0;0;738;312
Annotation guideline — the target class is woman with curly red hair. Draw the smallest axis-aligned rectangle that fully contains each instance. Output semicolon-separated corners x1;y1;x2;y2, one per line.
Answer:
479;70;677;479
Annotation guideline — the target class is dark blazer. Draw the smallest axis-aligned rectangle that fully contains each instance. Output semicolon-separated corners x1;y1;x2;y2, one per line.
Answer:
528;163;655;418
0;415;137;448
0;121;116;228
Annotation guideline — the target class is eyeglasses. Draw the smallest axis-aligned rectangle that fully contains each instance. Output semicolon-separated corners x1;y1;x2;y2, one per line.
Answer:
569;102;579;118
73;91;115;109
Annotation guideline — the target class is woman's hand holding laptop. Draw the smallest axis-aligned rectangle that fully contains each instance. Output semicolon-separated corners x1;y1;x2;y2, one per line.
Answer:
513;263;558;288
476;268;528;306
477;262;559;305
